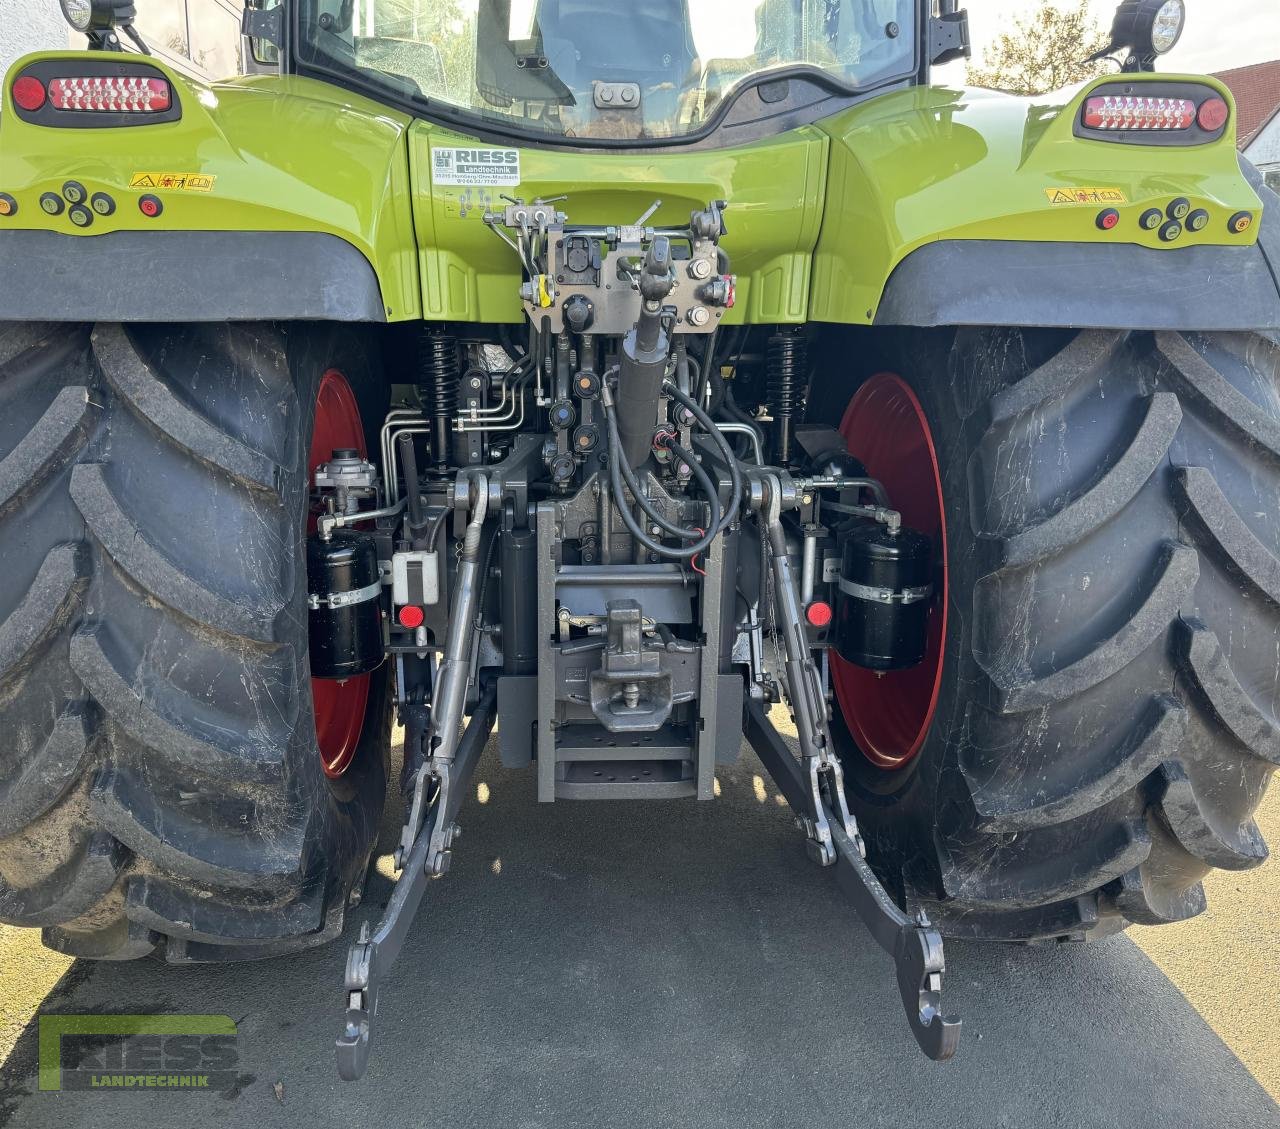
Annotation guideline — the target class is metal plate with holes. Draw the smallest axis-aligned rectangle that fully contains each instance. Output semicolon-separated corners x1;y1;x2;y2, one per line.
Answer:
527;229;728;336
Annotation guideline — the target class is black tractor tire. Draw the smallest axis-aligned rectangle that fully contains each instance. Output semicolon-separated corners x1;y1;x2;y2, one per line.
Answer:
0;321;389;962
812;324;1279;941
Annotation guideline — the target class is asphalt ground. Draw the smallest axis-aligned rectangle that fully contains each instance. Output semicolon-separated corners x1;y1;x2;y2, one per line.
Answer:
1;714;1277;1128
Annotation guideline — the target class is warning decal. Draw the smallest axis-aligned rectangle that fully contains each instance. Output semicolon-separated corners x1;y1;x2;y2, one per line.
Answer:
1044;186;1128;206
129;172;216;192
431;147;520;187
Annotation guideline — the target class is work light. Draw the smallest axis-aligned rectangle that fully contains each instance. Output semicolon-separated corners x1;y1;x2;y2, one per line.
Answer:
1108;0;1186;59
58;0;137;34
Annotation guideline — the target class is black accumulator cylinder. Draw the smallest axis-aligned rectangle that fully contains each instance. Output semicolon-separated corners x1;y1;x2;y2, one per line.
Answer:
307;530;384;679
834;519;933;671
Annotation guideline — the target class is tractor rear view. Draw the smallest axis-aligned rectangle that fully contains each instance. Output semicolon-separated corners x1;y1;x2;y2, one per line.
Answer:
0;0;1276;1080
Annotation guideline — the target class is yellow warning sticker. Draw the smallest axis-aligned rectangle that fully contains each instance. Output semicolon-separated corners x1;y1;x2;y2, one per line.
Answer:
128;172;216;193
1044;186;1128;207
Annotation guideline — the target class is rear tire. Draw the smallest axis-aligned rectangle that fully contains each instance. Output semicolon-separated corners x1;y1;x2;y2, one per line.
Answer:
813;325;1279;941
0;321;389;961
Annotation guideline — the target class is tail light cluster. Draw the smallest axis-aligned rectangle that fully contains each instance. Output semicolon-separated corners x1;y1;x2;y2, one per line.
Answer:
1082;96;1196;131
1075;81;1230;146
8;60;180;127
48;76;172;113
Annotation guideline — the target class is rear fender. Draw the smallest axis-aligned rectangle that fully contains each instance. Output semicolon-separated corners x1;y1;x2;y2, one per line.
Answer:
813;75;1273;330
0;52;421;323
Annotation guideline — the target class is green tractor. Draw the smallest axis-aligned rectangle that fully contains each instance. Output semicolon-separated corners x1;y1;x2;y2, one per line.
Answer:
0;0;1275;1079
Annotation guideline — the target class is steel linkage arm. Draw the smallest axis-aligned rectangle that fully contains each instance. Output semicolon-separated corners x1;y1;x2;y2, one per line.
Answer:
745;702;960;1061
748;474;961;1062
337;472;495;1082
336;684;496;1081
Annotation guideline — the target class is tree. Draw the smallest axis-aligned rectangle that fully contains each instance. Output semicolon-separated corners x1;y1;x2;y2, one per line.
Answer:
966;0;1112;95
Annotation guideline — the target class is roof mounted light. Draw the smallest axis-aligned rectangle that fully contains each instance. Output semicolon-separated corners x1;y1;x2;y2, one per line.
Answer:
1090;0;1186;72
59;0;151;55
59;0;134;34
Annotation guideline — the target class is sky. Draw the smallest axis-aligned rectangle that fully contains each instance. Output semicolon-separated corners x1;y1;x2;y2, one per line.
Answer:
966;1;1279;75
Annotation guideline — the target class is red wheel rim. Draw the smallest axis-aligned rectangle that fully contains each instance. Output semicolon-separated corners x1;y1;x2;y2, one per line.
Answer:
832;373;947;770
309;369;371;779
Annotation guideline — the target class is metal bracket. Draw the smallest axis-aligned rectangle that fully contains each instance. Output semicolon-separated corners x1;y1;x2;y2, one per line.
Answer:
588;599;675;732
928;10;971;66
241;6;283;47
336;685;496;1082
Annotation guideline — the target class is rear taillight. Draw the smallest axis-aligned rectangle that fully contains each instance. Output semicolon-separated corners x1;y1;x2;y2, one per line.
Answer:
1197;97;1229;131
47;76;171;113
9;64;180;125
1075;82;1231;145
11;75;46;111
1082;95;1195;131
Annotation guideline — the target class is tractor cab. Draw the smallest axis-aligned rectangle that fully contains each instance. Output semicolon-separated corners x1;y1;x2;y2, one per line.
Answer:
296;0;920;140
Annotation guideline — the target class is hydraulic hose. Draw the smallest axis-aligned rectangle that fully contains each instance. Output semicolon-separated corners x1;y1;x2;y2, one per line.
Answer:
603;376;739;546
598;374;700;541
397;432;428;544
602;396;716;560
666;437;722;533
663;378;744;534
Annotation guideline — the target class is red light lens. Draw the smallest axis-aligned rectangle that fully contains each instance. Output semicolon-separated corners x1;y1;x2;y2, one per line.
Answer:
47;76;171;113
12;75;46;112
1197;97;1229;131
1083;95;1195;131
398;605;425;629
805;601;833;628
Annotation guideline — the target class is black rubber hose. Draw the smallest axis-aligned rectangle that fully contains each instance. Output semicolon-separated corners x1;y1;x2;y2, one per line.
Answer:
666;437;722;534
707;366;727;414
602;392;728;545
398;431;428;542
599;372;706;542
663;379;743;534
603;396;711;545
602;400;718;561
